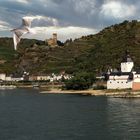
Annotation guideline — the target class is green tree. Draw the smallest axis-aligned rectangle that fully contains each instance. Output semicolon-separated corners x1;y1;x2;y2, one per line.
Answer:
64;72;95;90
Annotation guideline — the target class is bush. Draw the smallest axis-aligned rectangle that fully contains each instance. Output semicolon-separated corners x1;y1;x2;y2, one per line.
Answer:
93;85;106;90
64;72;95;90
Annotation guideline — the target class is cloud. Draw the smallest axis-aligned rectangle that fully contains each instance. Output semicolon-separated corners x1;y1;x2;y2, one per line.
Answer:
10;0;30;4
100;1;136;19
23;15;59;27
73;0;96;15
0;20;9;26
0;25;9;31
0;20;10;31
0;0;140;41
25;26;97;41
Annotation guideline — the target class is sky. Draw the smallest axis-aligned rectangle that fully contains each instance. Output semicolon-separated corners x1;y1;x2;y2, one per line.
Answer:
0;0;139;42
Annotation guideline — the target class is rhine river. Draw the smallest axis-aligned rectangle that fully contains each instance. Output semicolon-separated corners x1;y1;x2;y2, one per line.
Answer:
0;88;140;140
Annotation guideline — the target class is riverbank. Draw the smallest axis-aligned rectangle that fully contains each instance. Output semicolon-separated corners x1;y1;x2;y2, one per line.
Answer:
40;89;140;98
1;83;140;98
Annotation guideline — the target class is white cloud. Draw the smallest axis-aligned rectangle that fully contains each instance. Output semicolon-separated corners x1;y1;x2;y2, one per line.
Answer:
0;25;9;31
11;0;29;4
0;20;9;25
25;26;97;41
0;20;10;31
23;15;59;26
101;1;136;19
24;15;46;20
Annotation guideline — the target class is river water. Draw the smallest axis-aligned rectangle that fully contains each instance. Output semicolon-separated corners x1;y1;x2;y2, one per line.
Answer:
0;88;140;140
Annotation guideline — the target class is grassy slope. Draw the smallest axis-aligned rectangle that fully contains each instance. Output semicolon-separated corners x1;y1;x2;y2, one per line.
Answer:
0;20;140;74
74;20;140;74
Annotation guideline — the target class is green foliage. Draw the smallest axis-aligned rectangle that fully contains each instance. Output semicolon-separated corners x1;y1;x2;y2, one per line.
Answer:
0;46;17;60
64;72;95;90
73;20;140;74
93;85;106;90
1;20;140;75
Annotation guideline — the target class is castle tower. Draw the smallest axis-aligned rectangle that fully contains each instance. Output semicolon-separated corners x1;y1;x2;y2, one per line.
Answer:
121;51;134;72
53;33;57;45
45;33;58;47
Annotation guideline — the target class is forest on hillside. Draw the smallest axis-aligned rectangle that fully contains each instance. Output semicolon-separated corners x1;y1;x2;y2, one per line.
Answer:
0;20;140;76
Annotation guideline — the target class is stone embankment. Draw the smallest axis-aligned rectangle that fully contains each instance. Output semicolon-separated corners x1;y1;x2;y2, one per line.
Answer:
107;92;140;98
40;89;140;98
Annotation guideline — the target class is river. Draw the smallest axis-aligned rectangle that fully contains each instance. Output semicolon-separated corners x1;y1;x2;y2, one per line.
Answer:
0;88;140;140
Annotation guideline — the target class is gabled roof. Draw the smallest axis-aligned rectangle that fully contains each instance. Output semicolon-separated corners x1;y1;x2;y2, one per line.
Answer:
122;56;133;62
121;51;133;63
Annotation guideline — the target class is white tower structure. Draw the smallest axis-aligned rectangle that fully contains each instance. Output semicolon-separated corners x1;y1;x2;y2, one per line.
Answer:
107;52;134;89
121;54;134;72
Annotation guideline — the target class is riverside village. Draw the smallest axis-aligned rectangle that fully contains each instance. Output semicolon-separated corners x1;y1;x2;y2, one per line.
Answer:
2;1;140;139
1;46;140;97
0;33;72;89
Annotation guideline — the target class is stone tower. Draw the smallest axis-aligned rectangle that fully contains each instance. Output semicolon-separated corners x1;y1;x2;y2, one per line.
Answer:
45;33;58;47
53;33;57;45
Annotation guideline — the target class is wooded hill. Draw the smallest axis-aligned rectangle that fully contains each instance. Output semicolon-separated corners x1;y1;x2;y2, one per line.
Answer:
0;20;140;75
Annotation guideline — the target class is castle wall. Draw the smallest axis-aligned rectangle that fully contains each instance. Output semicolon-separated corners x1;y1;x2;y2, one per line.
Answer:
107;79;132;89
132;82;140;90
132;74;140;90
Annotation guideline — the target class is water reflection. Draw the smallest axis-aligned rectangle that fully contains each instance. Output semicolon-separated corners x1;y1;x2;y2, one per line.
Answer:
0;89;140;140
107;98;140;139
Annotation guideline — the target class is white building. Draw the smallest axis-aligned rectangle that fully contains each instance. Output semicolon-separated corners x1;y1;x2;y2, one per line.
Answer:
132;72;140;90
11;77;24;81
107;73;133;89
107;53;140;90
121;57;134;72
29;73;72;82
0;74;24;82
0;73;6;81
37;76;49;81
5;76;12;81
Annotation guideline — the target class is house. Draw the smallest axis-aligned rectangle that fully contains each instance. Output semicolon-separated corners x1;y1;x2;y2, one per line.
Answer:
11;77;24;82
0;73;24;82
0;73;6;81
29;75;51;81
5;76;12;81
37;75;50;81
29;75;37;81
29;73;72;82
107;52;140;90
132;72;140;90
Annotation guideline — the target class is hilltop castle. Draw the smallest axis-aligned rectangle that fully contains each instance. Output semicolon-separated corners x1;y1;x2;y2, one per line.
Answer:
45;33;58;47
